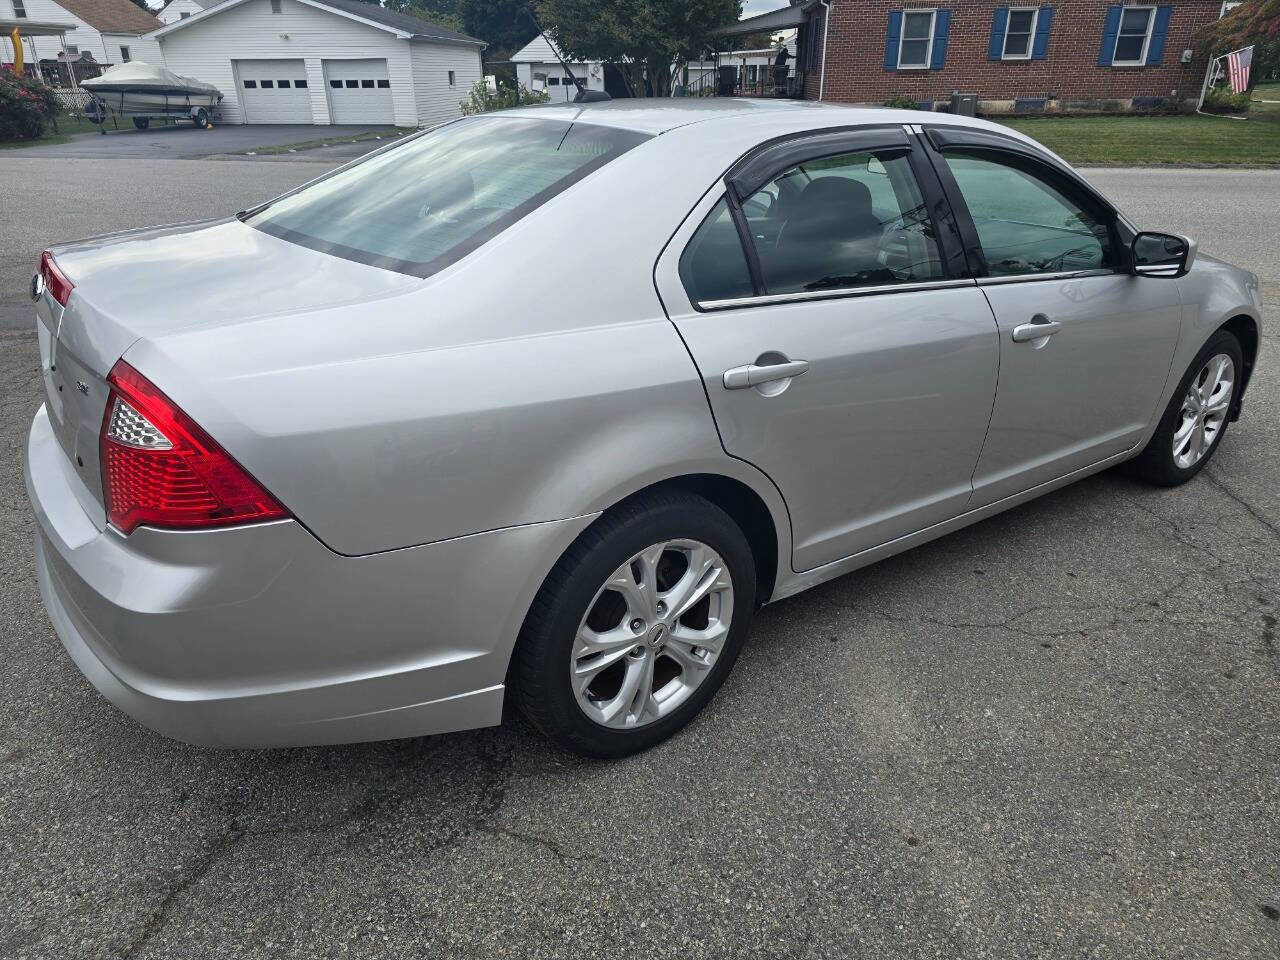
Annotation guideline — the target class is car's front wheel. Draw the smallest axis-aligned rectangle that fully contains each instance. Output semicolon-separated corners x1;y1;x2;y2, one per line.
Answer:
1129;329;1243;486
512;491;757;757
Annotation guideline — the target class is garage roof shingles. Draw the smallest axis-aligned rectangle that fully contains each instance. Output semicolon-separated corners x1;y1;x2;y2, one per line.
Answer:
56;0;164;35
319;0;482;44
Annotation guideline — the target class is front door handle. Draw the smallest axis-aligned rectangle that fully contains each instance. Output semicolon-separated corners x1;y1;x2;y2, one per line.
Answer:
723;358;810;390
1011;318;1063;342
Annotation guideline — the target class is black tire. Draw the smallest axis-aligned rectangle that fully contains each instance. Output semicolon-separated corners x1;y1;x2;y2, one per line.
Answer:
193;109;209;129
1128;329;1243;486
132;117;149;130
512;491;757;758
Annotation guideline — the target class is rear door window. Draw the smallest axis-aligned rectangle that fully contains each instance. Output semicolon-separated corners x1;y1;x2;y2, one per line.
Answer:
741;150;944;294
248;117;649;276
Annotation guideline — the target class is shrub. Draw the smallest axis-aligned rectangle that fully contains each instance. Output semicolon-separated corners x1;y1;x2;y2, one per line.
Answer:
1201;86;1251;114
883;95;920;110
459;80;550;115
0;69;61;140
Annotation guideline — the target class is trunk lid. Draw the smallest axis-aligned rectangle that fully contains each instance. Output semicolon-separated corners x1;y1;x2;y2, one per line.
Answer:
38;218;420;524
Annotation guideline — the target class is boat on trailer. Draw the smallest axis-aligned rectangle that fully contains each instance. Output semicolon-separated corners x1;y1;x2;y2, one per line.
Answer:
81;62;223;130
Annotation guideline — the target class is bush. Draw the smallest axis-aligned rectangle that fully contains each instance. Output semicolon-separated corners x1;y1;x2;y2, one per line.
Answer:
883;95;920;110
0;69;61;140
459;80;550;115
1201;86;1251;114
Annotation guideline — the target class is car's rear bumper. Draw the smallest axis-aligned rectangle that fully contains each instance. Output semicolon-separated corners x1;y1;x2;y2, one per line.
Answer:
25;403;595;747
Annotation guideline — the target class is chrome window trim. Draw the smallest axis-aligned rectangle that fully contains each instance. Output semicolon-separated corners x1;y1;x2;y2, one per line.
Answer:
697;277;978;312
976;268;1116;287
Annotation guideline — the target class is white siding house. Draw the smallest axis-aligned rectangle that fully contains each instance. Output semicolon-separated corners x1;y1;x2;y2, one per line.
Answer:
156;0;216;27
510;35;605;103
153;0;483;126
1;0;163;71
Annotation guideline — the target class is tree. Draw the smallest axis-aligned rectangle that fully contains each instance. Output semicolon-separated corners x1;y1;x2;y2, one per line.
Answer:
1194;0;1280;87
536;0;743;97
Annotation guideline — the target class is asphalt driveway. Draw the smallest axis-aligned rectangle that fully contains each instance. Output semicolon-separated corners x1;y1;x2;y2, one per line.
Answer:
10;122;401;159
0;158;1276;959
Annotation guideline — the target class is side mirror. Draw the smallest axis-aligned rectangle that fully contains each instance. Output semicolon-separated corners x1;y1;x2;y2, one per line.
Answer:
1132;231;1196;279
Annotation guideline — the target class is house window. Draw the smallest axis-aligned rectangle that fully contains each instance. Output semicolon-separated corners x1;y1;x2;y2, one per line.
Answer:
270;0;282;13
345;79;357;88
898;10;936;69
13;0;27;18
329;79;341;88
361;78;374;87
548;76;559;85
448;70;455;86
66;44;78;55
243;79;257;88
376;78;389;88
295;78;307;88
119;45;131;62
1220;1;1243;15
1113;6;1154;65
261;79;274;88
1002;8;1037;59
278;79;290;87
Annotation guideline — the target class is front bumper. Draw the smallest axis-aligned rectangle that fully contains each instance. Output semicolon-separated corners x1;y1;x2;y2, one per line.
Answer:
26;404;594;747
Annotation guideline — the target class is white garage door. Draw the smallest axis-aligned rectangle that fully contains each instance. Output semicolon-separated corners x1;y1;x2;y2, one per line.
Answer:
323;58;393;125
234;59;312;124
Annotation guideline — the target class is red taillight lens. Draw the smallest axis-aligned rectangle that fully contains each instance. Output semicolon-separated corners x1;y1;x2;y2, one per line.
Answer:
40;251;74;307
99;361;289;535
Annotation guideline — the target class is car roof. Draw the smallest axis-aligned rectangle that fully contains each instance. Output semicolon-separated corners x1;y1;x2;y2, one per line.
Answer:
496;98;1058;157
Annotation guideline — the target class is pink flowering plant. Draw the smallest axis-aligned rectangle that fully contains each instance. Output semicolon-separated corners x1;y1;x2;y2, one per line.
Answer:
0;70;62;140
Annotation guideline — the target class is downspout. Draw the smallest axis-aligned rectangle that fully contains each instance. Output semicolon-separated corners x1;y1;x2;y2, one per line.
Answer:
818;0;832;101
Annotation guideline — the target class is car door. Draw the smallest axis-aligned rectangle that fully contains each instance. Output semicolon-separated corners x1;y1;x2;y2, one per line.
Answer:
923;128;1183;507
654;127;1000;572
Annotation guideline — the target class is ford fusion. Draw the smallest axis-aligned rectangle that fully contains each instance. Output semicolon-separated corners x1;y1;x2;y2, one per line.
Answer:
25;101;1261;757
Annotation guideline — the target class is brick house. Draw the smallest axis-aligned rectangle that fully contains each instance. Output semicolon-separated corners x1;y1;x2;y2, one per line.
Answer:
721;1;1238;112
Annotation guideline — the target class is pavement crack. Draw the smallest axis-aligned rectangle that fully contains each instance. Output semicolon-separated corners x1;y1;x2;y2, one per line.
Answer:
119;819;247;958
472;824;598;863
1201;468;1280;541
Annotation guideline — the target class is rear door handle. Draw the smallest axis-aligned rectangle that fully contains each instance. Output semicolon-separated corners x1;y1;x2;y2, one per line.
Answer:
723;359;810;390
1011;319;1063;342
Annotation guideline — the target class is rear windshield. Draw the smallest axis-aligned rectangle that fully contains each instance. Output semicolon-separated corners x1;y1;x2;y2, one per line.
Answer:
247;116;649;277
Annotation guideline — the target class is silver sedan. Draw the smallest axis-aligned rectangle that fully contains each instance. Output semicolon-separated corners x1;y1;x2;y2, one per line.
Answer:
25;100;1262;757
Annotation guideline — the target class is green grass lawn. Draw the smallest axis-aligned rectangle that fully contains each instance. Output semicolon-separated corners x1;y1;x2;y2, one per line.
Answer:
0;114;104;149
995;102;1280;166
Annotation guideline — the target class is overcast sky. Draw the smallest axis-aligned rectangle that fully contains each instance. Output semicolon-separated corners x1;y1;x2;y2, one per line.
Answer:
742;0;791;17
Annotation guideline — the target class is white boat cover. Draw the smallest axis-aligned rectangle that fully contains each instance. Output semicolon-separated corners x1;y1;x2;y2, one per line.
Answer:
81;62;221;99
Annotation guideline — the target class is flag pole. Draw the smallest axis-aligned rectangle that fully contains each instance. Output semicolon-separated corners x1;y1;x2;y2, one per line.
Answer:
1196;45;1252;120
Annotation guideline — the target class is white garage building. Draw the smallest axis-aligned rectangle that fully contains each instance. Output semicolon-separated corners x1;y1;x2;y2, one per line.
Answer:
153;0;485;127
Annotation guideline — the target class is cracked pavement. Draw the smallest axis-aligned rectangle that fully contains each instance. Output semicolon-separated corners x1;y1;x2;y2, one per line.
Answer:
0;159;1277;958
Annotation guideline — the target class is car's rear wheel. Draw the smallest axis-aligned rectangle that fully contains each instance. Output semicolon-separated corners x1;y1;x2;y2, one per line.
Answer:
1129;330;1242;486
512;491;756;757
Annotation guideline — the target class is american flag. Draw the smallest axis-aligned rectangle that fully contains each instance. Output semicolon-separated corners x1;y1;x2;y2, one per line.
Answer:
1226;45;1254;95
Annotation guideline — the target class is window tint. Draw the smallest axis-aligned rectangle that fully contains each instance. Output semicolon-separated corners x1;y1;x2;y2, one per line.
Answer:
740;150;943;295
249;117;648;276
900;11;934;67
943;152;1113;276
680;198;754;304
1003;9;1035;58
1114;7;1152;63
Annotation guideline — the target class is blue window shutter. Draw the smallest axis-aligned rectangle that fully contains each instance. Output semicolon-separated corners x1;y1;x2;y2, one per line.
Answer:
1147;5;1172;65
885;11;902;70
1032;6;1053;60
989;7;1009;61
931;9;951;69
1099;4;1122;66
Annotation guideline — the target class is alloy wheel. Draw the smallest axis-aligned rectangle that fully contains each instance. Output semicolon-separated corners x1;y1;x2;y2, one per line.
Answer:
570;539;734;729
1173;353;1234;470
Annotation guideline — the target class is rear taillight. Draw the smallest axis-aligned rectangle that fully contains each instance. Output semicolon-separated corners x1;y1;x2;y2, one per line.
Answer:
99;361;289;535
40;251;73;307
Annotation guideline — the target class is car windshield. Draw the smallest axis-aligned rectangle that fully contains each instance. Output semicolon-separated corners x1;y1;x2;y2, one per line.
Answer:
247;116;649;277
